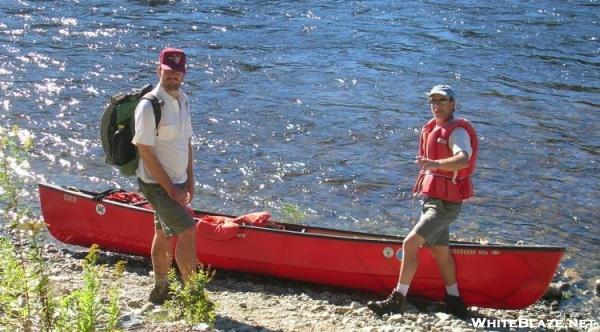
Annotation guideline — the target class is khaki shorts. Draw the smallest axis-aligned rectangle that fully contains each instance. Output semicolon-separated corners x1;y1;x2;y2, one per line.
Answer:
413;197;462;246
138;179;195;237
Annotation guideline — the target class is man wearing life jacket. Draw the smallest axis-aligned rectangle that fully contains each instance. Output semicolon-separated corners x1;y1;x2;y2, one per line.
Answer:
368;85;478;318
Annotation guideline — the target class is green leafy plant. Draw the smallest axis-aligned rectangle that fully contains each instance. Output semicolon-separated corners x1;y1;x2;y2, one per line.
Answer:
162;268;216;327
0;125;45;332
106;260;125;331
0;236;31;331
30;233;58;331
281;202;307;223
0;231;58;332
0;125;33;218
1;126;128;332
55;245;125;332
79;245;103;331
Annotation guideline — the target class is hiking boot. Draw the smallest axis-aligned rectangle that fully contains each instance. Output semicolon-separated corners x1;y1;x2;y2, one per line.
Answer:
445;294;468;318
367;290;406;316
148;283;171;305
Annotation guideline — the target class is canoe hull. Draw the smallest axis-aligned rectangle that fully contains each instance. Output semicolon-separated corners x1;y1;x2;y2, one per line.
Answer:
38;183;564;309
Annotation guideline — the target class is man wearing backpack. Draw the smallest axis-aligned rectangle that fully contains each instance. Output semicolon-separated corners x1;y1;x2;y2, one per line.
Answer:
132;47;197;305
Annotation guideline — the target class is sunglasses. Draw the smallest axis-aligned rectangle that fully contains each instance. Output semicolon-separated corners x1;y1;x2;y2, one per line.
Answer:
428;98;451;105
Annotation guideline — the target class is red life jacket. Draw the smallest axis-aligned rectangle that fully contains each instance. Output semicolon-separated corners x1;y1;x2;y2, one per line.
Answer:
412;117;478;203
196;211;280;241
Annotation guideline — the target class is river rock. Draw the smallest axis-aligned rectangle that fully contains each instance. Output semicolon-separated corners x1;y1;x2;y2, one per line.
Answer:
333;306;351;314
126;298;144;308
543;282;570;300
69;262;82;271
118;314;144;329
191;323;211;331
435;312;451;322
387;314;403;323
48;275;70;282
44;244;58;253
311;304;326;312
354;307;370;315
564;268;582;283
378;325;397;332
595;279;600;296
140;302;154;314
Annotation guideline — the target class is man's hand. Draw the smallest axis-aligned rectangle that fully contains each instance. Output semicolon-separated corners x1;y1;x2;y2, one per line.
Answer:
415;151;469;172
415;156;440;171
186;185;194;204
168;186;189;206
186;142;194;205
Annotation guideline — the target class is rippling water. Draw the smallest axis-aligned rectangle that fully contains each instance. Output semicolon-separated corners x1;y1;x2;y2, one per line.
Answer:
1;0;598;311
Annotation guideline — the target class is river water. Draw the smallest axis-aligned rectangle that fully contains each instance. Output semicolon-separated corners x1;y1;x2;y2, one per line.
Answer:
1;0;598;313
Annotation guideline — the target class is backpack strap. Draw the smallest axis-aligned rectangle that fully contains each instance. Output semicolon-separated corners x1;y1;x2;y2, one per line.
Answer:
141;93;162;136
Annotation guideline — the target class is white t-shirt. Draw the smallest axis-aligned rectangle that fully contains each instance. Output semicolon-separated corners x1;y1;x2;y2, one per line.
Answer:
449;127;472;160
132;85;193;184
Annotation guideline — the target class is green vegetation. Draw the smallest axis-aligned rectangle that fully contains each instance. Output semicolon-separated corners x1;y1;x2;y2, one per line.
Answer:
1;127;126;331
281;202;307;223
159;268;216;327
0;240;128;332
53;245;125;332
1;126;217;331
1;126;34;226
0;125;48;331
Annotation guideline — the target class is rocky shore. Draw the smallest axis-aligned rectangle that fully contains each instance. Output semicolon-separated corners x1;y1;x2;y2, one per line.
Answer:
45;243;599;332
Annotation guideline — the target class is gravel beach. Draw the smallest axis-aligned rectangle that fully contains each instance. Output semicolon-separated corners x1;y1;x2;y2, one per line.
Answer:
40;242;599;332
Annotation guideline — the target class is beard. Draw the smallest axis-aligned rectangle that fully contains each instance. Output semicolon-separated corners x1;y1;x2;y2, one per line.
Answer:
162;80;182;92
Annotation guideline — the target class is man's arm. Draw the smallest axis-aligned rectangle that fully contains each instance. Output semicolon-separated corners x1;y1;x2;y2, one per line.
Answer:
186;141;194;203
137;144;188;206
416;127;471;172
416;151;469;172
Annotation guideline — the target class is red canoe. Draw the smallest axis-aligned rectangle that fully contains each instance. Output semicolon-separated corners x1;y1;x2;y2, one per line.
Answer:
38;182;565;309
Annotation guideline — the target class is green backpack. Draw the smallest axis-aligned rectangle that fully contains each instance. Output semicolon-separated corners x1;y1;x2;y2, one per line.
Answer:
100;84;161;176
